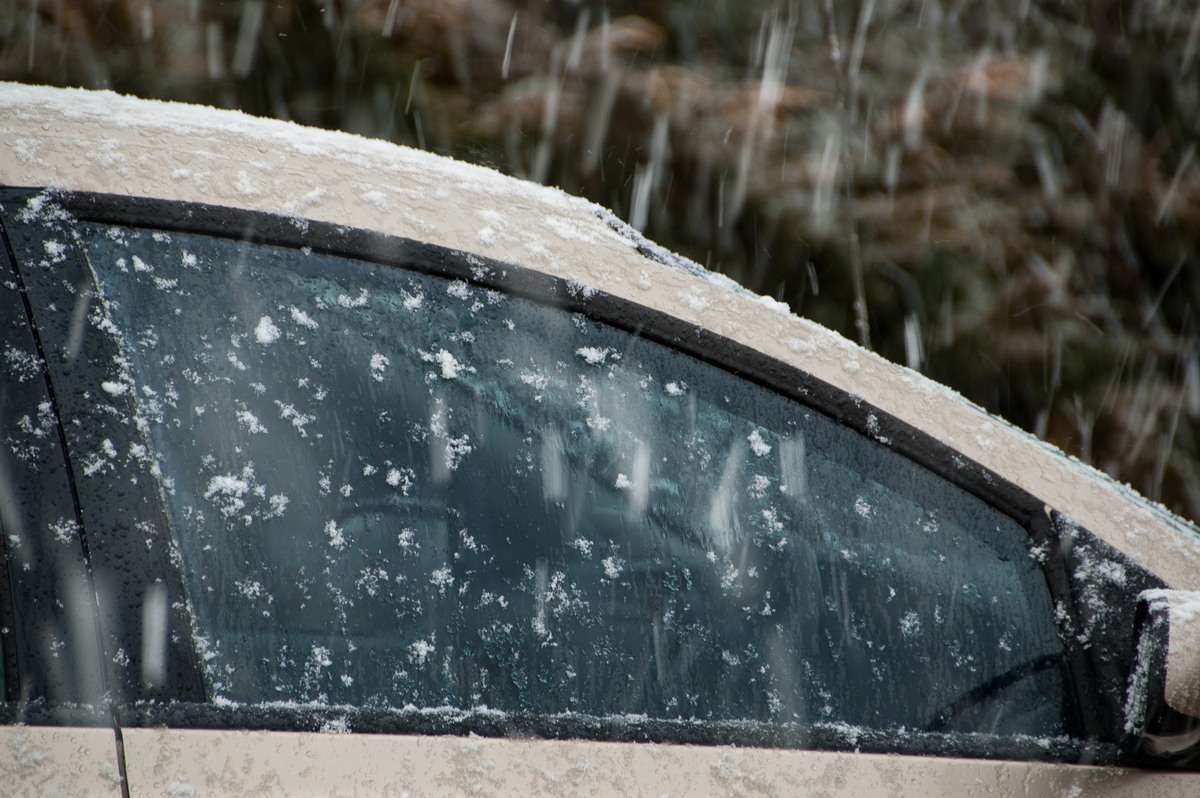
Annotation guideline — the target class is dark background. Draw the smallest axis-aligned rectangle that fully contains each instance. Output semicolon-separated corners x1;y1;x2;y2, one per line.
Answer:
4;0;1198;523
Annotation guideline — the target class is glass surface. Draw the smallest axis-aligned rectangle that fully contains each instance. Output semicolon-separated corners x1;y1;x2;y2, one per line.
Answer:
83;224;1075;739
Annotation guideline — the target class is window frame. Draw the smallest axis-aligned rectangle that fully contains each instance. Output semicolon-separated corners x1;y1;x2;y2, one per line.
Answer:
0;203;113;726
0;187;1161;765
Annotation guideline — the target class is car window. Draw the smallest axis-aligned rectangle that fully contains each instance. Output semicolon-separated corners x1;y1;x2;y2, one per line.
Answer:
80;223;1077;743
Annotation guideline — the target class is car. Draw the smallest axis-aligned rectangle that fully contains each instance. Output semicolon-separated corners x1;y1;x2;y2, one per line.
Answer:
1;81;1200;796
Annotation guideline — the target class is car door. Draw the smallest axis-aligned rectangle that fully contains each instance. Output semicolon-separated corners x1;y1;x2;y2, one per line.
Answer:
2;187;1198;796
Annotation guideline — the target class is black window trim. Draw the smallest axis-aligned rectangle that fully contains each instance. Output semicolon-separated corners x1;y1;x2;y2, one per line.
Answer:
0;186;1163;766
0;199;115;728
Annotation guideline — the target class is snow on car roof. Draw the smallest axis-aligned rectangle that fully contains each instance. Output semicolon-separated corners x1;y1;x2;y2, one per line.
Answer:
2;80;1199;589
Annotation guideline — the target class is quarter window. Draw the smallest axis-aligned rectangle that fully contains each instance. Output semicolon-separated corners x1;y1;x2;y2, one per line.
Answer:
83;224;1075;741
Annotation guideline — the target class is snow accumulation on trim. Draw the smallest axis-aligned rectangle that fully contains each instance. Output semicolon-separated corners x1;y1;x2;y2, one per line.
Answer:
2;82;1200;589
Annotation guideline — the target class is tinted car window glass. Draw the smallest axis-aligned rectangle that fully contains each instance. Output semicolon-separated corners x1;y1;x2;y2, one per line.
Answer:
82;224;1074;739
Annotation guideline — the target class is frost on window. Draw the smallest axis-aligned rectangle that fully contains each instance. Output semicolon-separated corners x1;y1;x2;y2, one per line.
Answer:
83;224;1074;744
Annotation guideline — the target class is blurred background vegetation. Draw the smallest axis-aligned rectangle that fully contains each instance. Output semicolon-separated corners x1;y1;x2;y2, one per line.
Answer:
3;0;1199;523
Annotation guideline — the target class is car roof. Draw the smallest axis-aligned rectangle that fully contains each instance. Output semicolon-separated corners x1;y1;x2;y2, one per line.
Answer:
3;80;1199;589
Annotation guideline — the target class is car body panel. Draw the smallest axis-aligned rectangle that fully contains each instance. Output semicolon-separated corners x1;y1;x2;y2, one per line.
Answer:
2;82;1196;593
0;726;123;797
121;728;1200;798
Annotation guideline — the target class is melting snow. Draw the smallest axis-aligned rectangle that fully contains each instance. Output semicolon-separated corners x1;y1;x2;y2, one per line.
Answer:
410;639;435;666
601;556;624;579
49;517;80;545
576;346;617;365
336;289;370;308
254;316;280;344
276;401;316;436
290;306;319;329
430;567;454;593
386;467;415;493
204;474;250;517
267;494;289;517
325;519;346;550
421;348;473;380
370;353;390;382
747;430;772;457
3;344;43;382
235;408;268;434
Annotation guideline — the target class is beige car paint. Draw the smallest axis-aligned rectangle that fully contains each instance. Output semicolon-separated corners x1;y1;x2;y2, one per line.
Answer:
1160;591;1200;718
3;82;1200;795
0;726;124;797
121;728;1199;797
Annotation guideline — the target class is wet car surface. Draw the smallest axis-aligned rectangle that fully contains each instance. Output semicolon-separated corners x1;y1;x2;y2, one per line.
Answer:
2;83;1200;796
